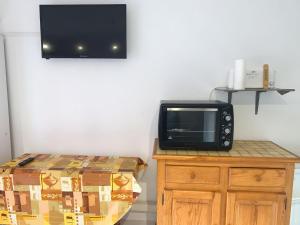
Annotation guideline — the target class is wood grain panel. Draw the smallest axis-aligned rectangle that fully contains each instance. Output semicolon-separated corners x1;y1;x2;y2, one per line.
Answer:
226;192;286;225
156;160;166;225
166;166;220;185
166;190;221;225
284;164;295;225
229;168;286;188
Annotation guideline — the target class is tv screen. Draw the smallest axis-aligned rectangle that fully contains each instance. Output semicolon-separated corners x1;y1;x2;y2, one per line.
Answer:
40;4;127;59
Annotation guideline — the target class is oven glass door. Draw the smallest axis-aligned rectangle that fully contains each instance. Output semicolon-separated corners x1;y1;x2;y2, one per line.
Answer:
165;108;219;145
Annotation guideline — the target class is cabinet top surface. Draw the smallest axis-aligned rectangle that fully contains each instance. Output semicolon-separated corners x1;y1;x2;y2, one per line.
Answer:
153;139;300;163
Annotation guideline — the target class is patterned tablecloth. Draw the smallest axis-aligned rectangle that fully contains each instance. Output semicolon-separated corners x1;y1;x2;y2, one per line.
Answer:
0;154;146;225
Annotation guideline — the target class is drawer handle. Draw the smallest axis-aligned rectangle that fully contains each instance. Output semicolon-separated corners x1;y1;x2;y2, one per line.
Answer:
190;172;196;179
255;175;262;182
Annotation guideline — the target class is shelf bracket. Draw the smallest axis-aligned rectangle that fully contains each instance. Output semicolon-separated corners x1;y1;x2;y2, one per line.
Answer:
214;87;295;115
277;90;292;95
228;92;232;104
227;91;237;104
255;91;263;115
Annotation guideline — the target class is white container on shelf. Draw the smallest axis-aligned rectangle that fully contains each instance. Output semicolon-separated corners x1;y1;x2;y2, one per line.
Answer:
233;59;246;90
227;69;234;89
245;69;263;88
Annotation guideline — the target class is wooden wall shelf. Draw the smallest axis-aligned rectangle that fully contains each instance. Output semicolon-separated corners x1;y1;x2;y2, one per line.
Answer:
215;87;295;114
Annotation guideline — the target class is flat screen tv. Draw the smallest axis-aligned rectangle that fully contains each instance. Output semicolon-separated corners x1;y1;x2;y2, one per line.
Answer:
40;4;127;59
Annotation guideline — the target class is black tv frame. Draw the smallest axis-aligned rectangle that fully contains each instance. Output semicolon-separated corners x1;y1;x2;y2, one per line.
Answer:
39;4;127;59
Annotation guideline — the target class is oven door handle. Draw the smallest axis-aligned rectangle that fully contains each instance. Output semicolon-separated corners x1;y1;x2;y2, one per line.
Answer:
167;108;218;112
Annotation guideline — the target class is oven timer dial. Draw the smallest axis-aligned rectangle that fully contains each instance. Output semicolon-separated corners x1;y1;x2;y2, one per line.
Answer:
224;115;232;122
224;128;231;135
224;140;230;147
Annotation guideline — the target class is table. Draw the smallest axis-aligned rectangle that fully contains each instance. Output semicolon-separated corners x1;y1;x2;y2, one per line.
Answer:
0;153;146;225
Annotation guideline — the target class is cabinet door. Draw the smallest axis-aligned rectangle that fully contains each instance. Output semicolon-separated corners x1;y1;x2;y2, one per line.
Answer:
165;190;221;225
226;192;286;225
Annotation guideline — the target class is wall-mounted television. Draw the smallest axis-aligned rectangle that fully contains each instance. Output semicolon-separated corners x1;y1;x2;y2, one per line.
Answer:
40;4;127;59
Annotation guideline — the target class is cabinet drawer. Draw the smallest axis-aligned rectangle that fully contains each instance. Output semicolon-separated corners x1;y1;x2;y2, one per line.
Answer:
166;166;220;185
229;168;286;188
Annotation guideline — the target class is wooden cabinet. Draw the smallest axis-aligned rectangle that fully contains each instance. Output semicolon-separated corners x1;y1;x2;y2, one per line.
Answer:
165;190;221;225
166;165;220;185
226;192;286;225
153;140;300;225
228;168;287;189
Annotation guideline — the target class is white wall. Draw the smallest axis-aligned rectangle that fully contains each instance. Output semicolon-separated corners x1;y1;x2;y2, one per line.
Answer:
1;0;300;203
0;35;11;162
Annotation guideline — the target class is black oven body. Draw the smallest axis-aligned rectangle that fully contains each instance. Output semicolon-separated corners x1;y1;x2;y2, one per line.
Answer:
159;100;234;151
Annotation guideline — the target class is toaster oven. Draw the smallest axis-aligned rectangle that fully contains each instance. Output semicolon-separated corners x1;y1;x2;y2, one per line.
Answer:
158;100;234;150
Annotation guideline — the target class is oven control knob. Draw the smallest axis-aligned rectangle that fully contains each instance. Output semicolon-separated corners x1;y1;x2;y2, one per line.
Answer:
224;128;231;134
224;115;232;122
224;140;230;147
